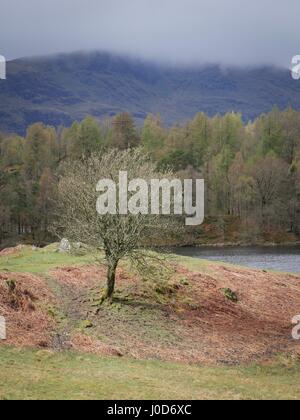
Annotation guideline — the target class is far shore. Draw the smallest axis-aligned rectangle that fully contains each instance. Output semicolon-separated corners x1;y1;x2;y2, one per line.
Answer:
173;241;300;248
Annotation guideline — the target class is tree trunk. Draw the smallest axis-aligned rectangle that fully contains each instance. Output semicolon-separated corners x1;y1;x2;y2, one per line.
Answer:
101;260;118;303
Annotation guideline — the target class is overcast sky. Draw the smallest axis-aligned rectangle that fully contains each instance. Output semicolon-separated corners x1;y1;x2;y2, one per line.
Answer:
0;0;299;67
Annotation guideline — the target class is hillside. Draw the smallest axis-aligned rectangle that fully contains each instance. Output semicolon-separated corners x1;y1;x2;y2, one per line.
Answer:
1;245;299;364
1;52;300;133
1;245;300;399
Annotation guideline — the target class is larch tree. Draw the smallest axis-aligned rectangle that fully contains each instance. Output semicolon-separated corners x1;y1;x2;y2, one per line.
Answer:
109;113;140;149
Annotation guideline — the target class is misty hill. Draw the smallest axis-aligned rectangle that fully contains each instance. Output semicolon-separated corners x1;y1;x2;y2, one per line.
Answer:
1;52;300;134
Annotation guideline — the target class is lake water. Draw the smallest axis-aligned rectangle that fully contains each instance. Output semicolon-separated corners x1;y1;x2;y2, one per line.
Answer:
173;246;300;274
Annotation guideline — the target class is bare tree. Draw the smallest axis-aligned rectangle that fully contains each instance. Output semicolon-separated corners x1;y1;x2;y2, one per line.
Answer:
250;156;288;225
54;148;177;303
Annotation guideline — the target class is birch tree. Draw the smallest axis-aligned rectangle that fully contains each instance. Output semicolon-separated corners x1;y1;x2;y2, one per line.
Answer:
55;148;176;302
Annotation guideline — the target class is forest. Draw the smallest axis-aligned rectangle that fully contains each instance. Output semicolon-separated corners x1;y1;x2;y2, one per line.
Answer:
1;107;300;247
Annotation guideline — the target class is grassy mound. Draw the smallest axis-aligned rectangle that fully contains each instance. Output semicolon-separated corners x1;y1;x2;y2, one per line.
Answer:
1;245;300;363
0;245;300;399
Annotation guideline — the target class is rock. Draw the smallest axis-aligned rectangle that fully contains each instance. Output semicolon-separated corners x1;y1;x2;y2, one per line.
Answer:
58;238;71;253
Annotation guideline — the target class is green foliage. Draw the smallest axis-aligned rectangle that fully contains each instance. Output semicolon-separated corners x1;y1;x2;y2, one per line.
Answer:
63;117;104;159
1;108;300;248
223;288;238;303
141;114;166;159
159;149;197;171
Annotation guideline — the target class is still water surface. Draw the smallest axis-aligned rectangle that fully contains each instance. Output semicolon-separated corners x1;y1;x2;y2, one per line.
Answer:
173;246;300;274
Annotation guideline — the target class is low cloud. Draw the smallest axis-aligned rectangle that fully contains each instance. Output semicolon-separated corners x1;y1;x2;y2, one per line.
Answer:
0;0;299;67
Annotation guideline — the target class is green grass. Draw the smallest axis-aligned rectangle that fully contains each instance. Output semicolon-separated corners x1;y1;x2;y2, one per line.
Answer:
174;254;217;273
0;246;213;277
0;245;252;277
0;246;97;274
0;347;299;400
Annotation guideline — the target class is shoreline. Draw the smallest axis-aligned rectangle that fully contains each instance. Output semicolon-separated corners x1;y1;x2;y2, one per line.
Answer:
2;240;300;253
175;241;300;249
